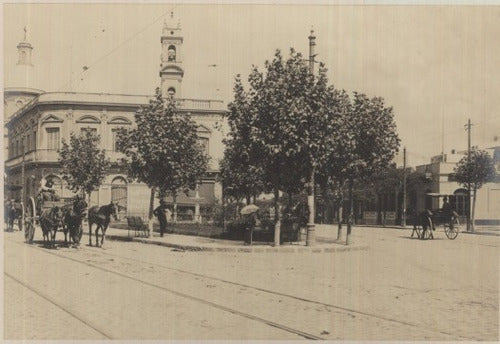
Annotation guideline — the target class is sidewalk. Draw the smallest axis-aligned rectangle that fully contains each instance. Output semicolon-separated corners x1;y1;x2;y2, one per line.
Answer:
101;225;369;253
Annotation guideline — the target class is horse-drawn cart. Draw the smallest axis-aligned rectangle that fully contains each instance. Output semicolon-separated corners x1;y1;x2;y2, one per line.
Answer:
411;193;463;240
23;195;69;244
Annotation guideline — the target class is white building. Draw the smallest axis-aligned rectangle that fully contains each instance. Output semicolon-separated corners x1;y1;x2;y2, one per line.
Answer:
4;13;226;221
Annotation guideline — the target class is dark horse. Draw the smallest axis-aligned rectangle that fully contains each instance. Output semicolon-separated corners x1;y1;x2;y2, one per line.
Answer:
62;196;88;245
412;210;434;239
5;201;22;232
40;206;64;246
88;202;119;247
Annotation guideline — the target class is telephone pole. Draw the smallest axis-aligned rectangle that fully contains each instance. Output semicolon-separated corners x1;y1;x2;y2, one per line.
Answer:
464;119;473;232
402;147;407;227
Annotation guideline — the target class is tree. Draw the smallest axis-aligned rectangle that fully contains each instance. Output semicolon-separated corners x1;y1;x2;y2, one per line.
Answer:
59;130;111;203
454;148;496;232
248;49;336;246
343;93;400;244
118;88;209;227
220;75;265;204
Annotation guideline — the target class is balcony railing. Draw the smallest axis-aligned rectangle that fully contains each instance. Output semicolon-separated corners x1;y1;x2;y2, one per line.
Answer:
6;149;127;168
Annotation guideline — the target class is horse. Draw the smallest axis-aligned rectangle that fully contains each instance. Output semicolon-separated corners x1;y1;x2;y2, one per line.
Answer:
40;206;64;246
88;201;119;247
62;197;88;245
5;202;21;232
414;209;434;239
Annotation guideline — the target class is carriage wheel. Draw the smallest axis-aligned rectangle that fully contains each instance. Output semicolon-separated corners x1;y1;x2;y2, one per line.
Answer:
24;198;36;243
445;217;460;240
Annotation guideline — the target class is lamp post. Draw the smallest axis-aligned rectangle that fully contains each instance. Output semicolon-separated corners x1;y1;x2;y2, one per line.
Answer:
306;29;317;247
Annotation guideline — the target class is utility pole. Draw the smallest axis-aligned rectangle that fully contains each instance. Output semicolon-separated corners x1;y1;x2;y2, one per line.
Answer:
402;147;407;227
306;28;316;247
464;119;473;232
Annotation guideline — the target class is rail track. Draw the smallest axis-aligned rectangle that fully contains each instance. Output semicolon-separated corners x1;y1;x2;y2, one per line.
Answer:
6;237;472;340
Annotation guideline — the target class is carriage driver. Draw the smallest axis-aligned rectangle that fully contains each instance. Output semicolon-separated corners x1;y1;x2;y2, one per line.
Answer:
441;196;453;227
38;177;59;202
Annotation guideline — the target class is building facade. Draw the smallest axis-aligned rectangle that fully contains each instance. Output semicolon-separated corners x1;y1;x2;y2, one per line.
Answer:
415;148;500;226
4;14;226;221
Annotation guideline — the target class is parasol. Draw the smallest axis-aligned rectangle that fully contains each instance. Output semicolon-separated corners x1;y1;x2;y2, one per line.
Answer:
240;204;259;215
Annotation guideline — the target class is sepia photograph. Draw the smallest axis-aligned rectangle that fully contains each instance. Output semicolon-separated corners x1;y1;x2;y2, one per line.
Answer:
2;2;499;341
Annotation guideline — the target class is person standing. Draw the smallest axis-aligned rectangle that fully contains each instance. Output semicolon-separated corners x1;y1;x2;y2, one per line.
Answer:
441;196;453;228
153;200;168;237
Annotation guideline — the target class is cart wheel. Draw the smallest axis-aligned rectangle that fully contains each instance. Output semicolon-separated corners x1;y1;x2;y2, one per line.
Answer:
24;198;36;243
445;217;460;240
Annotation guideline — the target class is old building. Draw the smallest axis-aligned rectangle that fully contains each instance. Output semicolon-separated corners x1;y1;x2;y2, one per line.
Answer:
4;14;226;221
415;147;500;226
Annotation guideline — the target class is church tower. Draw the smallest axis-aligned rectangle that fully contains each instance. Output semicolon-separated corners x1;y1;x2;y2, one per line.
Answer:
160;12;184;98
17;27;34;66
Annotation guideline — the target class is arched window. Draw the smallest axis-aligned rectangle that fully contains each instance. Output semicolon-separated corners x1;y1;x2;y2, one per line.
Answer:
168;45;176;61
168;87;176;97
111;177;127;213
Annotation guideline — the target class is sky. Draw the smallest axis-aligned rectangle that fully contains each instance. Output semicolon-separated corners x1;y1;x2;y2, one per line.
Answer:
3;2;500;167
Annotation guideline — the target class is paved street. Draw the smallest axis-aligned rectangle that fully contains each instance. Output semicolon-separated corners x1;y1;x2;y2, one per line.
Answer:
4;225;498;340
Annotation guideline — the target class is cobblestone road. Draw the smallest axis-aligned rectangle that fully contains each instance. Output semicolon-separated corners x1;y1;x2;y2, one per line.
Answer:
4;225;498;340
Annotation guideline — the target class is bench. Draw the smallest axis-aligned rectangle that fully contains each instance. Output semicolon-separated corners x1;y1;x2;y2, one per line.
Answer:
126;216;148;237
280;222;302;244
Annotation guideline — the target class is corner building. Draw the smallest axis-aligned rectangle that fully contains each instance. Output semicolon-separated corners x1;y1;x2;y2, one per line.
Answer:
4;14;226;220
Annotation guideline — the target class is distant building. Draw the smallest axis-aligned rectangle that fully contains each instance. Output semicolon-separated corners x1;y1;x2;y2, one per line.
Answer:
415;147;500;225
4;13;226;221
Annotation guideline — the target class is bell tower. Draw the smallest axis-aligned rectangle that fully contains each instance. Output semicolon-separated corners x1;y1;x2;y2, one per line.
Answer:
17;26;33;66
160;11;184;98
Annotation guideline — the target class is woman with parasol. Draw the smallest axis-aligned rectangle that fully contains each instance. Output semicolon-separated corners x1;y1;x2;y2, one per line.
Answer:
241;204;259;245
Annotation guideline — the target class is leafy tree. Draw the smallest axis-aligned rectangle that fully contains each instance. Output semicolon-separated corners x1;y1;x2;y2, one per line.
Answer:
343;93;400;244
248;49;336;246
454;148;496;232
220;75;265;204
118;88;209;226
315;89;353;239
59;130;111;203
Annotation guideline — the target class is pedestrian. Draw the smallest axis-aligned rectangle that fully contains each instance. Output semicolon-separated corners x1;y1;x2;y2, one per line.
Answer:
441;196;453;227
153;199;168;237
243;212;259;245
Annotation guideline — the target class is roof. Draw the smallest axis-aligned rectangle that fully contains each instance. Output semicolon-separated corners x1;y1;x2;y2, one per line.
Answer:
6;91;227;126
426;193;468;197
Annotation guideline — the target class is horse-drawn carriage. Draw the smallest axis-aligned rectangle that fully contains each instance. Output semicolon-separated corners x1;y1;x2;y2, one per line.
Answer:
411;193;463;240
24;190;87;245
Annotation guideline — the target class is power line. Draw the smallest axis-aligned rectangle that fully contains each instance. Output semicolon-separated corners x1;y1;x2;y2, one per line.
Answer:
57;6;177;92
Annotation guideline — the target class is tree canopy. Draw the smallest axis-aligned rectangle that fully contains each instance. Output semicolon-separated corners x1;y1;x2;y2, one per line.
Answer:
118;88;209;199
59;130;110;200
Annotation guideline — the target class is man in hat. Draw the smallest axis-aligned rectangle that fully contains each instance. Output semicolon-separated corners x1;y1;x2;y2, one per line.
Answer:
153;199;168;237
441;196;453;229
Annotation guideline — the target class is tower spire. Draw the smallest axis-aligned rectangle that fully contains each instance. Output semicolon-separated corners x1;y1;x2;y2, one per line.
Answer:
160;11;184;98
17;26;33;66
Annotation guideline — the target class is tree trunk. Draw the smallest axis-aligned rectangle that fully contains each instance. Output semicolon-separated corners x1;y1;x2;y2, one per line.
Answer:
147;188;155;238
337;192;344;240
172;193;178;223
471;188;477;233
273;188;281;247
306;165;316;246
346;179;354;245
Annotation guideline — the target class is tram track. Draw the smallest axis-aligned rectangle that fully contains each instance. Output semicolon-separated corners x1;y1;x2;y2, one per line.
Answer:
4;272;113;339
7;238;323;340
6;237;474;340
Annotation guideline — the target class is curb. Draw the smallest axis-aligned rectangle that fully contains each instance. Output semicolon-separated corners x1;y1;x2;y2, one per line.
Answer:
105;234;369;253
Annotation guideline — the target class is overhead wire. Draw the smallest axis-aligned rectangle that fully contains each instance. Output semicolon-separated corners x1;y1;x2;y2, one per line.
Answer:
57;5;177;92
